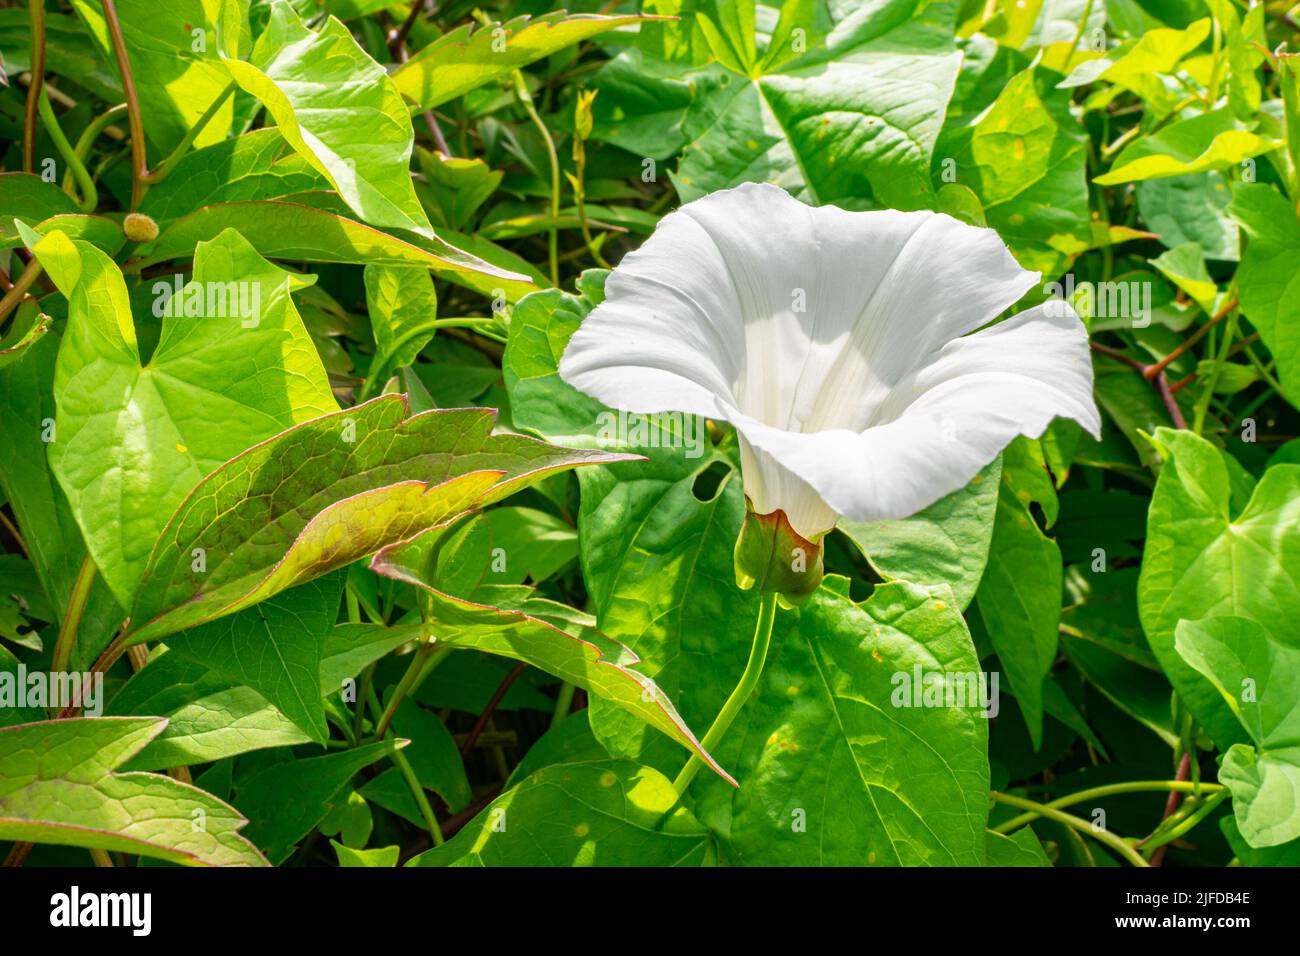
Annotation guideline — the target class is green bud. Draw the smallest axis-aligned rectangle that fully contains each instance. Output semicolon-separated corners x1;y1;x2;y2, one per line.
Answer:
733;506;824;601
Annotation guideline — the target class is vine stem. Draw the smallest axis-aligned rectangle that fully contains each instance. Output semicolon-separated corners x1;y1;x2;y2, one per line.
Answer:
101;0;148;210
142;83;237;185
992;778;1222;834
23;0;46;174
989;791;1151;867
673;591;779;795
37;89;97;212
513;72;561;287
0;257;45;327
50;555;96;675
375;642;445;740
366;686;444;846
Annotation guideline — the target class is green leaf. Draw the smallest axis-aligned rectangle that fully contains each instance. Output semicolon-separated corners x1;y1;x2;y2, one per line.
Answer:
169;575;345;744
126;396;632;644
414;148;502;232
363;265;439;391
674;8;961;208
841;457;1000;609
29;225;337;608
233;737;406;861
108;651;309;771
1137;172;1239;262
220;1;432;236
332;840;399;867
0;172;80;240
1138;428;1300;748
368;525;728;781
393;12;661;112
1056;17;1210;96
388;698;471;814
1229;183;1300;408
975;465;1062;748
1150;241;1219;316
940;65;1090;273
986;827;1052;866
109;616;412;770
136;128;326;226
0;326;122;669
0;303;53;371
1175;616;1300;847
1095;108;1280;185
0;717;267;866
692;580;991;865
136;200;535;301
479;506;579;584
406;759;714;866
69;0;243;155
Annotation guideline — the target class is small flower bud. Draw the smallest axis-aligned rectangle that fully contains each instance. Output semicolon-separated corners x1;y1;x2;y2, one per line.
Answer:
122;213;159;243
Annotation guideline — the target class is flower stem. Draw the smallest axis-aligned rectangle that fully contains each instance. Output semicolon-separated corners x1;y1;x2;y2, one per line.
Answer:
51;554;96;675
673;591;779;795
989;791;1150;867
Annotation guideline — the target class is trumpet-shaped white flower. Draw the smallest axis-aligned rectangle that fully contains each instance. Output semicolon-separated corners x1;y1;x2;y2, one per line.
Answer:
559;183;1101;541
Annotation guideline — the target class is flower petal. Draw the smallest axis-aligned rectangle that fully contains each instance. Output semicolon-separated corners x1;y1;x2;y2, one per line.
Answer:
729;303;1100;531
561;182;1041;439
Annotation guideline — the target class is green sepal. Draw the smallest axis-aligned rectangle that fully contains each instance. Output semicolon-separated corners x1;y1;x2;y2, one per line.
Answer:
733;506;824;601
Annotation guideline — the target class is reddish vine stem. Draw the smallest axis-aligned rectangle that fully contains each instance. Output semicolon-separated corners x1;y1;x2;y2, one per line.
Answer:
23;0;46;173
1169;332;1263;394
1143;295;1238;381
1149;752;1192;867
1090;341;1187;429
388;0;427;56
459;663;527;758
101;0;149;210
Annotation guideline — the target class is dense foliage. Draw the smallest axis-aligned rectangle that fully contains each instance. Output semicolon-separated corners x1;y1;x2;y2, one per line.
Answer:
1;0;1298;869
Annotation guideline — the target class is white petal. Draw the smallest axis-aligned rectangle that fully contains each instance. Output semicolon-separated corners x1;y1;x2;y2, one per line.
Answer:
728;303;1100;530
558;182;1100;535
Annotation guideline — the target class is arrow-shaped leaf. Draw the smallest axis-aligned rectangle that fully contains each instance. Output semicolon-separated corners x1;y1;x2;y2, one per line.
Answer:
0;717;267;866
393;12;662;112
126;395;635;645
221;1;433;237
369;522;732;784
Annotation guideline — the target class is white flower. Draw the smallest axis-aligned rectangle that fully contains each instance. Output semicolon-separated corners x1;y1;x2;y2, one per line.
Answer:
559;183;1101;540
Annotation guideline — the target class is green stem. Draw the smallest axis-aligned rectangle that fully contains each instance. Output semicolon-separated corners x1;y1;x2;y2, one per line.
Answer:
513;72;560;287
375;642;443;740
1142;789;1231;854
990;791;1150;867
993;780;1223;834
37;90;97;212
51;555;96;675
1066;0;1097;71
66;103;127;200
551;682;576;729
673;591;779;795
1193;306;1239;434
142;82;236;185
366;686;443;846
